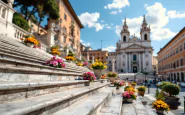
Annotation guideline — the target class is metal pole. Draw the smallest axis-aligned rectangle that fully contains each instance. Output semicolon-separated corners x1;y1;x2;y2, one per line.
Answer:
184;96;185;113
148;86;150;94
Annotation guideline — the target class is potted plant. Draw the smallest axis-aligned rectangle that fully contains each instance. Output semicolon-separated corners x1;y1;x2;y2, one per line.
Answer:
157;82;171;89
122;91;137;103
76;62;83;66
152;100;169;114
45;56;66;68
137;86;146;96
91;60;107;79
162;84;181;109
23;35;39;48
114;80;125;89
131;82;137;88
83;72;96;86
100;74;107;83
50;45;61;57
124;86;137;93
107;72;117;83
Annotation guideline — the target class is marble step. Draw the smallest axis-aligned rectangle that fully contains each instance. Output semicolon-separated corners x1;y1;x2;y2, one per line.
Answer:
53;87;115;115
0;36;90;72
0;82;110;115
0;80;90;103
0;39;50;61
99;88;124;115
0;50;90;73
0;55;89;74
121;97;157;115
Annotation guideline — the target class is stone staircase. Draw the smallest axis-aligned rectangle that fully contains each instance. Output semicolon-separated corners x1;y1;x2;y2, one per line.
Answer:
0;36;157;115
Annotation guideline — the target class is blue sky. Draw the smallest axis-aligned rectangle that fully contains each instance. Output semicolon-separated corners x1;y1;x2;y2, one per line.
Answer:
68;0;185;56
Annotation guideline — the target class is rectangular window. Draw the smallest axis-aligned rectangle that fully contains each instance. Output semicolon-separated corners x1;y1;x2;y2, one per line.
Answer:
64;13;67;21
63;36;66;43
176;48;178;54
180;45;182;51
180;59;183;66
184;42;185;50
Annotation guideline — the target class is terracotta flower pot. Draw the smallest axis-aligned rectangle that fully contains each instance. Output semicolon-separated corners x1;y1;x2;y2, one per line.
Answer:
138;90;145;96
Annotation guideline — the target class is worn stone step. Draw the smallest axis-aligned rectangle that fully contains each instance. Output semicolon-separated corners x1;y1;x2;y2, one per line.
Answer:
99;88;124;115
122;97;157;115
53;87;115;115
0;82;110;115
0;80;89;103
0;55;89;74
0;36;90;72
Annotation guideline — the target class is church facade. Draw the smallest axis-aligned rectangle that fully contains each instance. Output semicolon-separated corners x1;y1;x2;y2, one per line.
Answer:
116;16;153;73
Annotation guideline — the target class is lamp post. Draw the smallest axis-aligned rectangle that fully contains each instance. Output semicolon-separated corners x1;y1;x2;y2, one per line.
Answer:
184;96;185;114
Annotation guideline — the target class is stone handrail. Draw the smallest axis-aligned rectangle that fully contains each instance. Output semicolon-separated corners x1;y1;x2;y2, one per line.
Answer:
13;24;31;40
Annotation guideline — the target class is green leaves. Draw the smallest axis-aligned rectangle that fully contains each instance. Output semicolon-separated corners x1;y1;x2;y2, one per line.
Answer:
13;13;30;31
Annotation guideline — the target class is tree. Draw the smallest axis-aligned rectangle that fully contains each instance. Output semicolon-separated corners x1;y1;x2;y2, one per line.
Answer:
13;12;29;31
14;0;59;33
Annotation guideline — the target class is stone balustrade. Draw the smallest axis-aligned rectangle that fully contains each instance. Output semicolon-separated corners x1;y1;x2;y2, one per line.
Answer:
13;24;31;40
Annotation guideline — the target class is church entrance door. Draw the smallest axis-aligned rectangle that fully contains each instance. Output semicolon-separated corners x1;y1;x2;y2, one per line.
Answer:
133;66;137;73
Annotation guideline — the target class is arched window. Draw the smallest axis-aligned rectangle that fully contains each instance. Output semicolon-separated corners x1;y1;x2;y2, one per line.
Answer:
123;36;126;42
133;55;137;61
144;34;147;40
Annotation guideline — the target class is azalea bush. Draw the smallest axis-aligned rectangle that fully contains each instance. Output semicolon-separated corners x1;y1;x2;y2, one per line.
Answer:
83;61;88;66
45;56;66;68
122;91;137;100
107;72;118;77
50;46;60;56
152;100;170;112
91;60;107;70
83;72;96;81
114;80;125;87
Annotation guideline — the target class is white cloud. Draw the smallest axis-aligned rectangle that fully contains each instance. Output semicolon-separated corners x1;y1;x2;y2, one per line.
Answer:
80;40;84;43
115;2;176;41
152;28;176;41
106;26;112;29
110;11;118;15
81;40;91;47
83;42;91;47
144;4;148;7
104;0;130;10
103;45;116;52
78;12;104;31
167;10;185;18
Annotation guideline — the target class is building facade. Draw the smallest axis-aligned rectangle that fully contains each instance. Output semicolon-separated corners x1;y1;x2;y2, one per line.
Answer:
116;16;153;73
158;27;185;82
56;0;84;58
107;52;117;72
82;49;108;63
152;56;158;75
